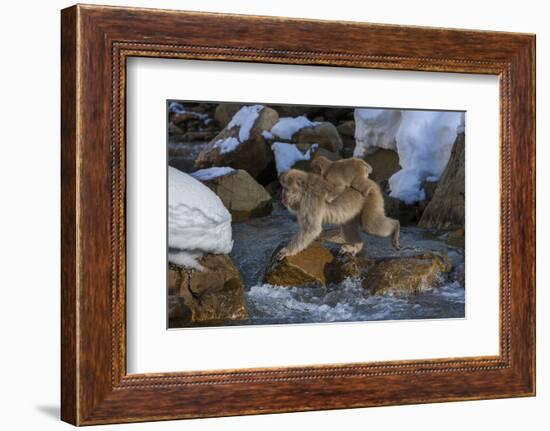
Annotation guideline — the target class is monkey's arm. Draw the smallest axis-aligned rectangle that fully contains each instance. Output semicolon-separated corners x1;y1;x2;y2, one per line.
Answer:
276;213;323;260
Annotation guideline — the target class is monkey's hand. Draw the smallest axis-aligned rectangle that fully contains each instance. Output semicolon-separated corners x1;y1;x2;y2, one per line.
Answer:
275;247;291;261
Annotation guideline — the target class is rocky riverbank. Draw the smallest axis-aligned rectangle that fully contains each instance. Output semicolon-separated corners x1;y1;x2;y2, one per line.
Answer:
167;102;466;328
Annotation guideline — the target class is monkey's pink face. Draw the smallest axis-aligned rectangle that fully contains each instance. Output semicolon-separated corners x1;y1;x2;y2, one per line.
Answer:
280;170;306;211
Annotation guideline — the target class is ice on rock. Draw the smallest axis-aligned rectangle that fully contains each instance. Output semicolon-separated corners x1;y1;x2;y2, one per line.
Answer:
271;142;318;175
168;167;233;269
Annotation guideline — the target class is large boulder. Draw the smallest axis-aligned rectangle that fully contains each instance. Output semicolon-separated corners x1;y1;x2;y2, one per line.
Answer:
295;121;343;153
196;105;279;178
168;255;248;327
337;120;355;138
264;242;372;287
364;148;401;183
363;252;452;296
214;103;243;128
419;133;465;229
201;169;272;222
264;242;333;286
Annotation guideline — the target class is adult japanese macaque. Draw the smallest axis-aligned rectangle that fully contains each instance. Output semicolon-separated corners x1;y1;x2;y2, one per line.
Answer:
277;168;400;260
310;156;375;202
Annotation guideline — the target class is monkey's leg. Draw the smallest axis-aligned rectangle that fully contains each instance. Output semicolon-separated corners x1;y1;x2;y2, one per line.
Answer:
362;213;401;250
391;219;401;250
350;177;374;198
339;217;364;255
277;214;323;259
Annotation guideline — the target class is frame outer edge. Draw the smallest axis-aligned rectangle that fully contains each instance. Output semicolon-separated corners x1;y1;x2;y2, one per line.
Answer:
60;5;536;424
60;5;79;426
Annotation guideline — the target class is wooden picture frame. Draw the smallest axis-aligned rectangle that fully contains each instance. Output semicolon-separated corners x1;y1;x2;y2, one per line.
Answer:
61;4;535;425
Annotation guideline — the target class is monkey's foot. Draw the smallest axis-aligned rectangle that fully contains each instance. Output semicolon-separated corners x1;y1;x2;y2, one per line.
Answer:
339;243;363;256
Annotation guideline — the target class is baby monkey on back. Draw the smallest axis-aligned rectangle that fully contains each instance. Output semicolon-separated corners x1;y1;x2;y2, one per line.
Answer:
311;155;400;250
311;156;376;202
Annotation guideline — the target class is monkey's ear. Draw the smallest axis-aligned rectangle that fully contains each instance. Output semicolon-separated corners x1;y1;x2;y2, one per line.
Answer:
365;162;373;175
310;158;321;174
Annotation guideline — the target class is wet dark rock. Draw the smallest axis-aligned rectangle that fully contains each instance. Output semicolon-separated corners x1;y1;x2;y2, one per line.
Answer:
337;120;355;138
446;227;465;248
419;133;465;229
264;242;335;286
384;194;424;225
363;252;452;296
168;255;248;327
264;242;373;287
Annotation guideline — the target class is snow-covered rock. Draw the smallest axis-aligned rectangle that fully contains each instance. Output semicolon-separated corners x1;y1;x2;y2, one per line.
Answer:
270;116;320;140
227;105;263;142
268;116;342;153
354;108;464;203
390;111;464;203
168;167;233;269
195;105;279;178
169;101;211;122
191;167;235;181
294;122;343;153
271;142;318;175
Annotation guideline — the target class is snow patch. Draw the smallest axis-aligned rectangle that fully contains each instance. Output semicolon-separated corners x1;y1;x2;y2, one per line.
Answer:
354;108;464;203
168;167;233;269
212;136;240;154
353;109;402;157
389;111;463;202
270;115;319;140
262;130;274;140
227;104;264;142
388;168;427;204
271;142;318;175
169;102;186;114
191;167;236;181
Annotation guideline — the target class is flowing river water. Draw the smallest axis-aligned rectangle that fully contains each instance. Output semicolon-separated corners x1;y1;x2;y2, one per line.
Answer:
230;205;465;326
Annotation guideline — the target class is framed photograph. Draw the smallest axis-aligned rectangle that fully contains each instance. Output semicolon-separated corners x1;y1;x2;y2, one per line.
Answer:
61;4;536;425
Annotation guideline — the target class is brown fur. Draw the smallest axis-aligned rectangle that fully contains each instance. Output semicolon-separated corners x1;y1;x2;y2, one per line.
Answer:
311;156;375;202
277;169;400;260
